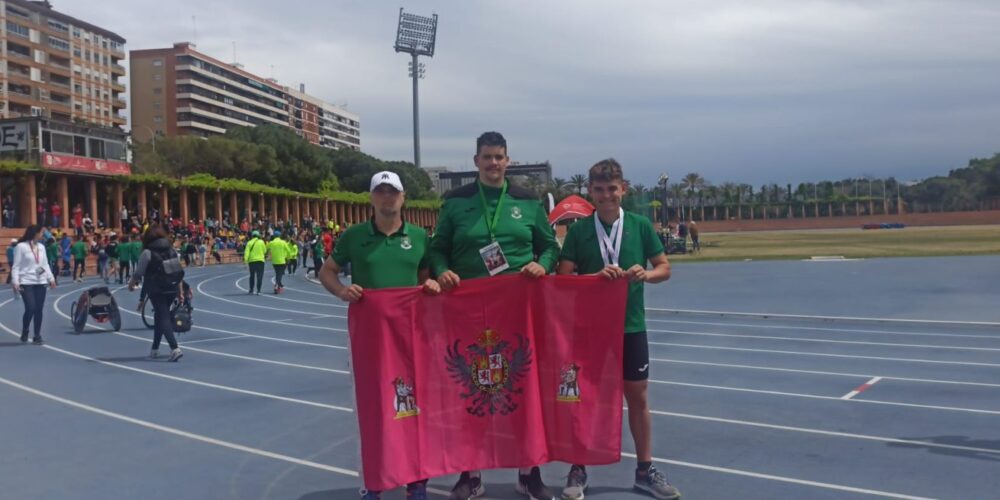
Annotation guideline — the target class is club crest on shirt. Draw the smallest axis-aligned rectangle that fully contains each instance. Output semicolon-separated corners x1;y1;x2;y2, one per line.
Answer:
445;328;532;416
510;206;522;219
400;236;412;250
392;376;419;419
557;362;581;403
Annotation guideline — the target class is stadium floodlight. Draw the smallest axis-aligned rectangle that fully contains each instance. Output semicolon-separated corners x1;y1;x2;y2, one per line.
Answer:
394;8;438;170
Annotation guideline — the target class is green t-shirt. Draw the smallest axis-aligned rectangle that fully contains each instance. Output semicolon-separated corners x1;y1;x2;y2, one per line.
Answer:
428;180;558;279
559;211;665;334
332;220;429;289
71;241;87;260
127;241;140;263
267;238;289;265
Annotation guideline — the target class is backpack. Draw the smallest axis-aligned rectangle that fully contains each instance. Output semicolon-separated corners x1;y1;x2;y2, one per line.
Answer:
148;245;185;294
171;300;193;333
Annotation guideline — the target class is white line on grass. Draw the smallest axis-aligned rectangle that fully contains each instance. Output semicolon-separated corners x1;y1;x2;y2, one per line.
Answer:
645;307;1000;327
645;318;1000;340
650;379;1000;415
650;342;1000;368
648;328;1000;352
653;358;1000;388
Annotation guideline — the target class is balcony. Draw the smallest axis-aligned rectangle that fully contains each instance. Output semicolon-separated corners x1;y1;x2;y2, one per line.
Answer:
111;81;126;92
112;98;127;109
111;63;126;75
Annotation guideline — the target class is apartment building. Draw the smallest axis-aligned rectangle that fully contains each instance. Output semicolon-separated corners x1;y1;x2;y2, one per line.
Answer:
131;42;360;151
0;0;127;128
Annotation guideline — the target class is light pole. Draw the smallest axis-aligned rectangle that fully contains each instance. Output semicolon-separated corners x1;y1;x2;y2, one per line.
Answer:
658;173;669;224
394;8;438;170
134;125;158;152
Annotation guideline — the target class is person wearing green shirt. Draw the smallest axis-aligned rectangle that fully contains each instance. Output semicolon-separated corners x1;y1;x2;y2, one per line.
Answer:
319;171;439;500
429;132;558;500
116;234;130;284
266;231;289;294
71;235;88;282
244;230;266;295
310;233;326;279
286;236;299;275
557;158;678;500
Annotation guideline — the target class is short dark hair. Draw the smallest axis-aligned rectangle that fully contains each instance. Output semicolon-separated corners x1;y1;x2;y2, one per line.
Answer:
588;158;625;184
476;131;507;156
142;224;169;248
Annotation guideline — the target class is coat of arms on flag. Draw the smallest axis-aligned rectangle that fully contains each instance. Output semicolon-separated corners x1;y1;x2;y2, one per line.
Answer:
557;363;581;402
392;376;419;419
446;328;532;416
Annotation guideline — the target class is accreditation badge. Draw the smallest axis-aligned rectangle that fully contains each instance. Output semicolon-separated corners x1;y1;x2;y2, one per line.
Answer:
478;241;510;276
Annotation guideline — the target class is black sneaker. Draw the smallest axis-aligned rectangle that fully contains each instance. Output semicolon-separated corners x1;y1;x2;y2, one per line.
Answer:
20;330;29;343
450;471;485;499
516;467;555;500
247;290;254;295
32;336;44;345
561;465;588;499
634;466;680;500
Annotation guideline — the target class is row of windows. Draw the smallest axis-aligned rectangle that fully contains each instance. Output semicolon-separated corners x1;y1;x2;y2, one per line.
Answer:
178;55;285;100
48;36;70;51
41;131;126;161
177;84;286;121
176;70;287;112
6;20;29;38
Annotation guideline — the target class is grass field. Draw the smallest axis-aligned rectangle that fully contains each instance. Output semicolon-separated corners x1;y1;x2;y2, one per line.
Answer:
670;225;1000;262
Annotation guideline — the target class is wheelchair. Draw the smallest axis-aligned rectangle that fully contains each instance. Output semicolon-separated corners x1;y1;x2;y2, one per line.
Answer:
70;286;122;333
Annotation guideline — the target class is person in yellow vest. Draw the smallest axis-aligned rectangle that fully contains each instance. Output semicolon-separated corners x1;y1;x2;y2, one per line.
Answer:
286;235;300;275
266;230;289;294
243;230;266;295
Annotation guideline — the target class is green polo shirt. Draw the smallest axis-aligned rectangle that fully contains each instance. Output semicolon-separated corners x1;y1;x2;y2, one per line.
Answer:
71;241;87;260
559;211;665;334
332;220;429;289
429;180;558;279
127;241;141;263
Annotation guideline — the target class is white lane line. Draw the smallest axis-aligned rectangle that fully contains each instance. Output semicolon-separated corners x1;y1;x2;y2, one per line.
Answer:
0;295;351;412
647;409;1000;456
0;374;358;477
52;286;349;375
195;273;345;318
235;276;339;308
183;335;246;344
650;342;1000;368
649;328;1000;352
646;318;1000;340
653;358;1000;388
842;376;883;400
619;452;932;500
650;379;1000;415
646;307;1000;327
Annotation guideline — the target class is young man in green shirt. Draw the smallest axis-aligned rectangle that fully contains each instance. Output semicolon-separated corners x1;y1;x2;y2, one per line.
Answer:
71;235;88;282
266;230;289;294
319;171;439;500
244;230;266;295
428;132;559;500
557;159;679;500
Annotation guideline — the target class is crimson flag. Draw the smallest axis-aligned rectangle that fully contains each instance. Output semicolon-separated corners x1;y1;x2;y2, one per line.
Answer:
348;274;627;491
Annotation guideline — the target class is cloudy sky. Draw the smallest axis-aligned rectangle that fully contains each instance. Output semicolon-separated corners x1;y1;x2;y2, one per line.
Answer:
70;0;1000;187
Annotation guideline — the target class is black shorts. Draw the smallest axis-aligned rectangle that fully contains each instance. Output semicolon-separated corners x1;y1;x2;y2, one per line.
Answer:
623;332;650;381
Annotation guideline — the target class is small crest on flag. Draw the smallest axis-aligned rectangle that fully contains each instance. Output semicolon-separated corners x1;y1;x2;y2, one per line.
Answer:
392;376;419;419
557;363;581;403
446;328;532;416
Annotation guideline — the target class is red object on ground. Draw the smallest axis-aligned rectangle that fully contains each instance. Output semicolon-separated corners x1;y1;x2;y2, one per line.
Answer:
548;195;595;225
348;274;627;491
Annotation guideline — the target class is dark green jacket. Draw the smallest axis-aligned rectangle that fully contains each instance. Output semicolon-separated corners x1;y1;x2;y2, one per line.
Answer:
429;180;558;279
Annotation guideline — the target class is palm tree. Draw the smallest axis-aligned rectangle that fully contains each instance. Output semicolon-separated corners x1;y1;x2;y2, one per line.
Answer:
681;173;706;221
570;174;587;195
549;177;571;198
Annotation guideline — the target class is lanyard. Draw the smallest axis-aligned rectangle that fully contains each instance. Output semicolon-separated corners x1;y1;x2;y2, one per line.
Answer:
476;181;507;242
30;242;40;264
595;209;624;267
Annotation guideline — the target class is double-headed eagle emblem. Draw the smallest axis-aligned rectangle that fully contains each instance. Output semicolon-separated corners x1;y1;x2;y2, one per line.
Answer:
445;328;532;416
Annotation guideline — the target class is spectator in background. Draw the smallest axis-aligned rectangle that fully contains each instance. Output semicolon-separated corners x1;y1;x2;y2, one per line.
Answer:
3;195;15;227
688;220;700;253
72;203;84;238
51;201;62;229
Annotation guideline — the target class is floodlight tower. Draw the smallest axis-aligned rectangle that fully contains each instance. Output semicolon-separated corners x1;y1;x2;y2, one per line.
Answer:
394;8;438;169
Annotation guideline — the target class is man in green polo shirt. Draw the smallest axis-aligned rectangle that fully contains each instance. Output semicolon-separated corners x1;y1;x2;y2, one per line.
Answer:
266;230;289;294
557;158;679;500
319;171;439;500
244;230;266;295
428;131;559;500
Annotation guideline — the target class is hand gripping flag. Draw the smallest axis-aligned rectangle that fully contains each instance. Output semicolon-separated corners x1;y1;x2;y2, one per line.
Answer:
348;274;628;491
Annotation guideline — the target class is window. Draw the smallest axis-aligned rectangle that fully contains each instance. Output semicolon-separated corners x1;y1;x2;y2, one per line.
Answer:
73;48;81;57
47;19;69;33
88;138;105;159
152;74;162;81
153;87;162;95
6;5;30;19
152;59;163;67
6;21;29;38
153;116;163;123
72;27;81;38
48;36;70;51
